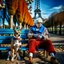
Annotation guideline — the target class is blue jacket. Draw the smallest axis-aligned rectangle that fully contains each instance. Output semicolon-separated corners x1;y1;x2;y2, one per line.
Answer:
31;25;45;34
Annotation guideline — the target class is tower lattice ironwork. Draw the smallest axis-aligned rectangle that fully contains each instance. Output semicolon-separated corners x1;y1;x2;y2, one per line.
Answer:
33;0;42;19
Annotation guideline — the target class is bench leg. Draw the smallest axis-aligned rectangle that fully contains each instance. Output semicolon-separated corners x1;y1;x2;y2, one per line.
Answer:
23;50;25;59
0;50;1;58
0;50;1;54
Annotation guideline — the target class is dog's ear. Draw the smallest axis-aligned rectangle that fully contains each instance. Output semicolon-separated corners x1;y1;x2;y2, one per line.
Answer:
14;29;18;34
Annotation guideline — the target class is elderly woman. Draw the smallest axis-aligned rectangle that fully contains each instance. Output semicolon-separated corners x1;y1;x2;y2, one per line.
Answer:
27;18;59;64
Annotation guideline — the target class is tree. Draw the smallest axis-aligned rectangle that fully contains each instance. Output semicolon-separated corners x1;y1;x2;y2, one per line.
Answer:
60;5;64;12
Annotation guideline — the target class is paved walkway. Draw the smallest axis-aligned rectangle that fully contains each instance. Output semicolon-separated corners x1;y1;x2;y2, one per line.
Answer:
50;34;64;43
0;33;64;64
50;34;64;48
50;34;64;64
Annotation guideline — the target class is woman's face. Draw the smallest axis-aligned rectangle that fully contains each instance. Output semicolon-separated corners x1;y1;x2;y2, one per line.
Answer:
36;22;42;28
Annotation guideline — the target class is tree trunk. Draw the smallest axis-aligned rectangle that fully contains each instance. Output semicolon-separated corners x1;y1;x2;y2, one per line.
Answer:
55;25;57;34
59;22;62;35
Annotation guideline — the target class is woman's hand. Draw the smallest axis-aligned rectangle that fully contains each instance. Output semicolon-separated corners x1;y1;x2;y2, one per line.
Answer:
43;35;50;40
28;33;33;39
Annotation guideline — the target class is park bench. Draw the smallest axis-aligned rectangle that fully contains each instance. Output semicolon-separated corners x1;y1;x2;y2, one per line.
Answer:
0;28;47;58
0;28;63;59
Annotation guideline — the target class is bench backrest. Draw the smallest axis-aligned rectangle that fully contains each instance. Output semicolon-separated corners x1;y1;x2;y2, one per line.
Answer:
0;29;29;51
0;29;14;44
20;29;29;44
0;28;29;44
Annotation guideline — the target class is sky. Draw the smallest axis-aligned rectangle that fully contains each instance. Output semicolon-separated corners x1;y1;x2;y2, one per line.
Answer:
31;0;64;18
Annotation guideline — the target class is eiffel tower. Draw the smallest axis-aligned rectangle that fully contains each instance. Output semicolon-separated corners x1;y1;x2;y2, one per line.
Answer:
33;0;42;19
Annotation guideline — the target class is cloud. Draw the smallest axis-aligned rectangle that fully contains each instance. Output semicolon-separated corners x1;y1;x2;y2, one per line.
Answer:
42;14;51;19
50;5;62;10
41;10;54;18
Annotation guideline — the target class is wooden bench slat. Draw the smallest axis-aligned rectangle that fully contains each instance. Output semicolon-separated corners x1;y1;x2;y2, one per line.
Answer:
20;34;28;39
0;47;10;50
21;40;28;44
0;36;14;39
0;46;44;51
0;29;14;34
0;32;14;34
0;40;12;44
